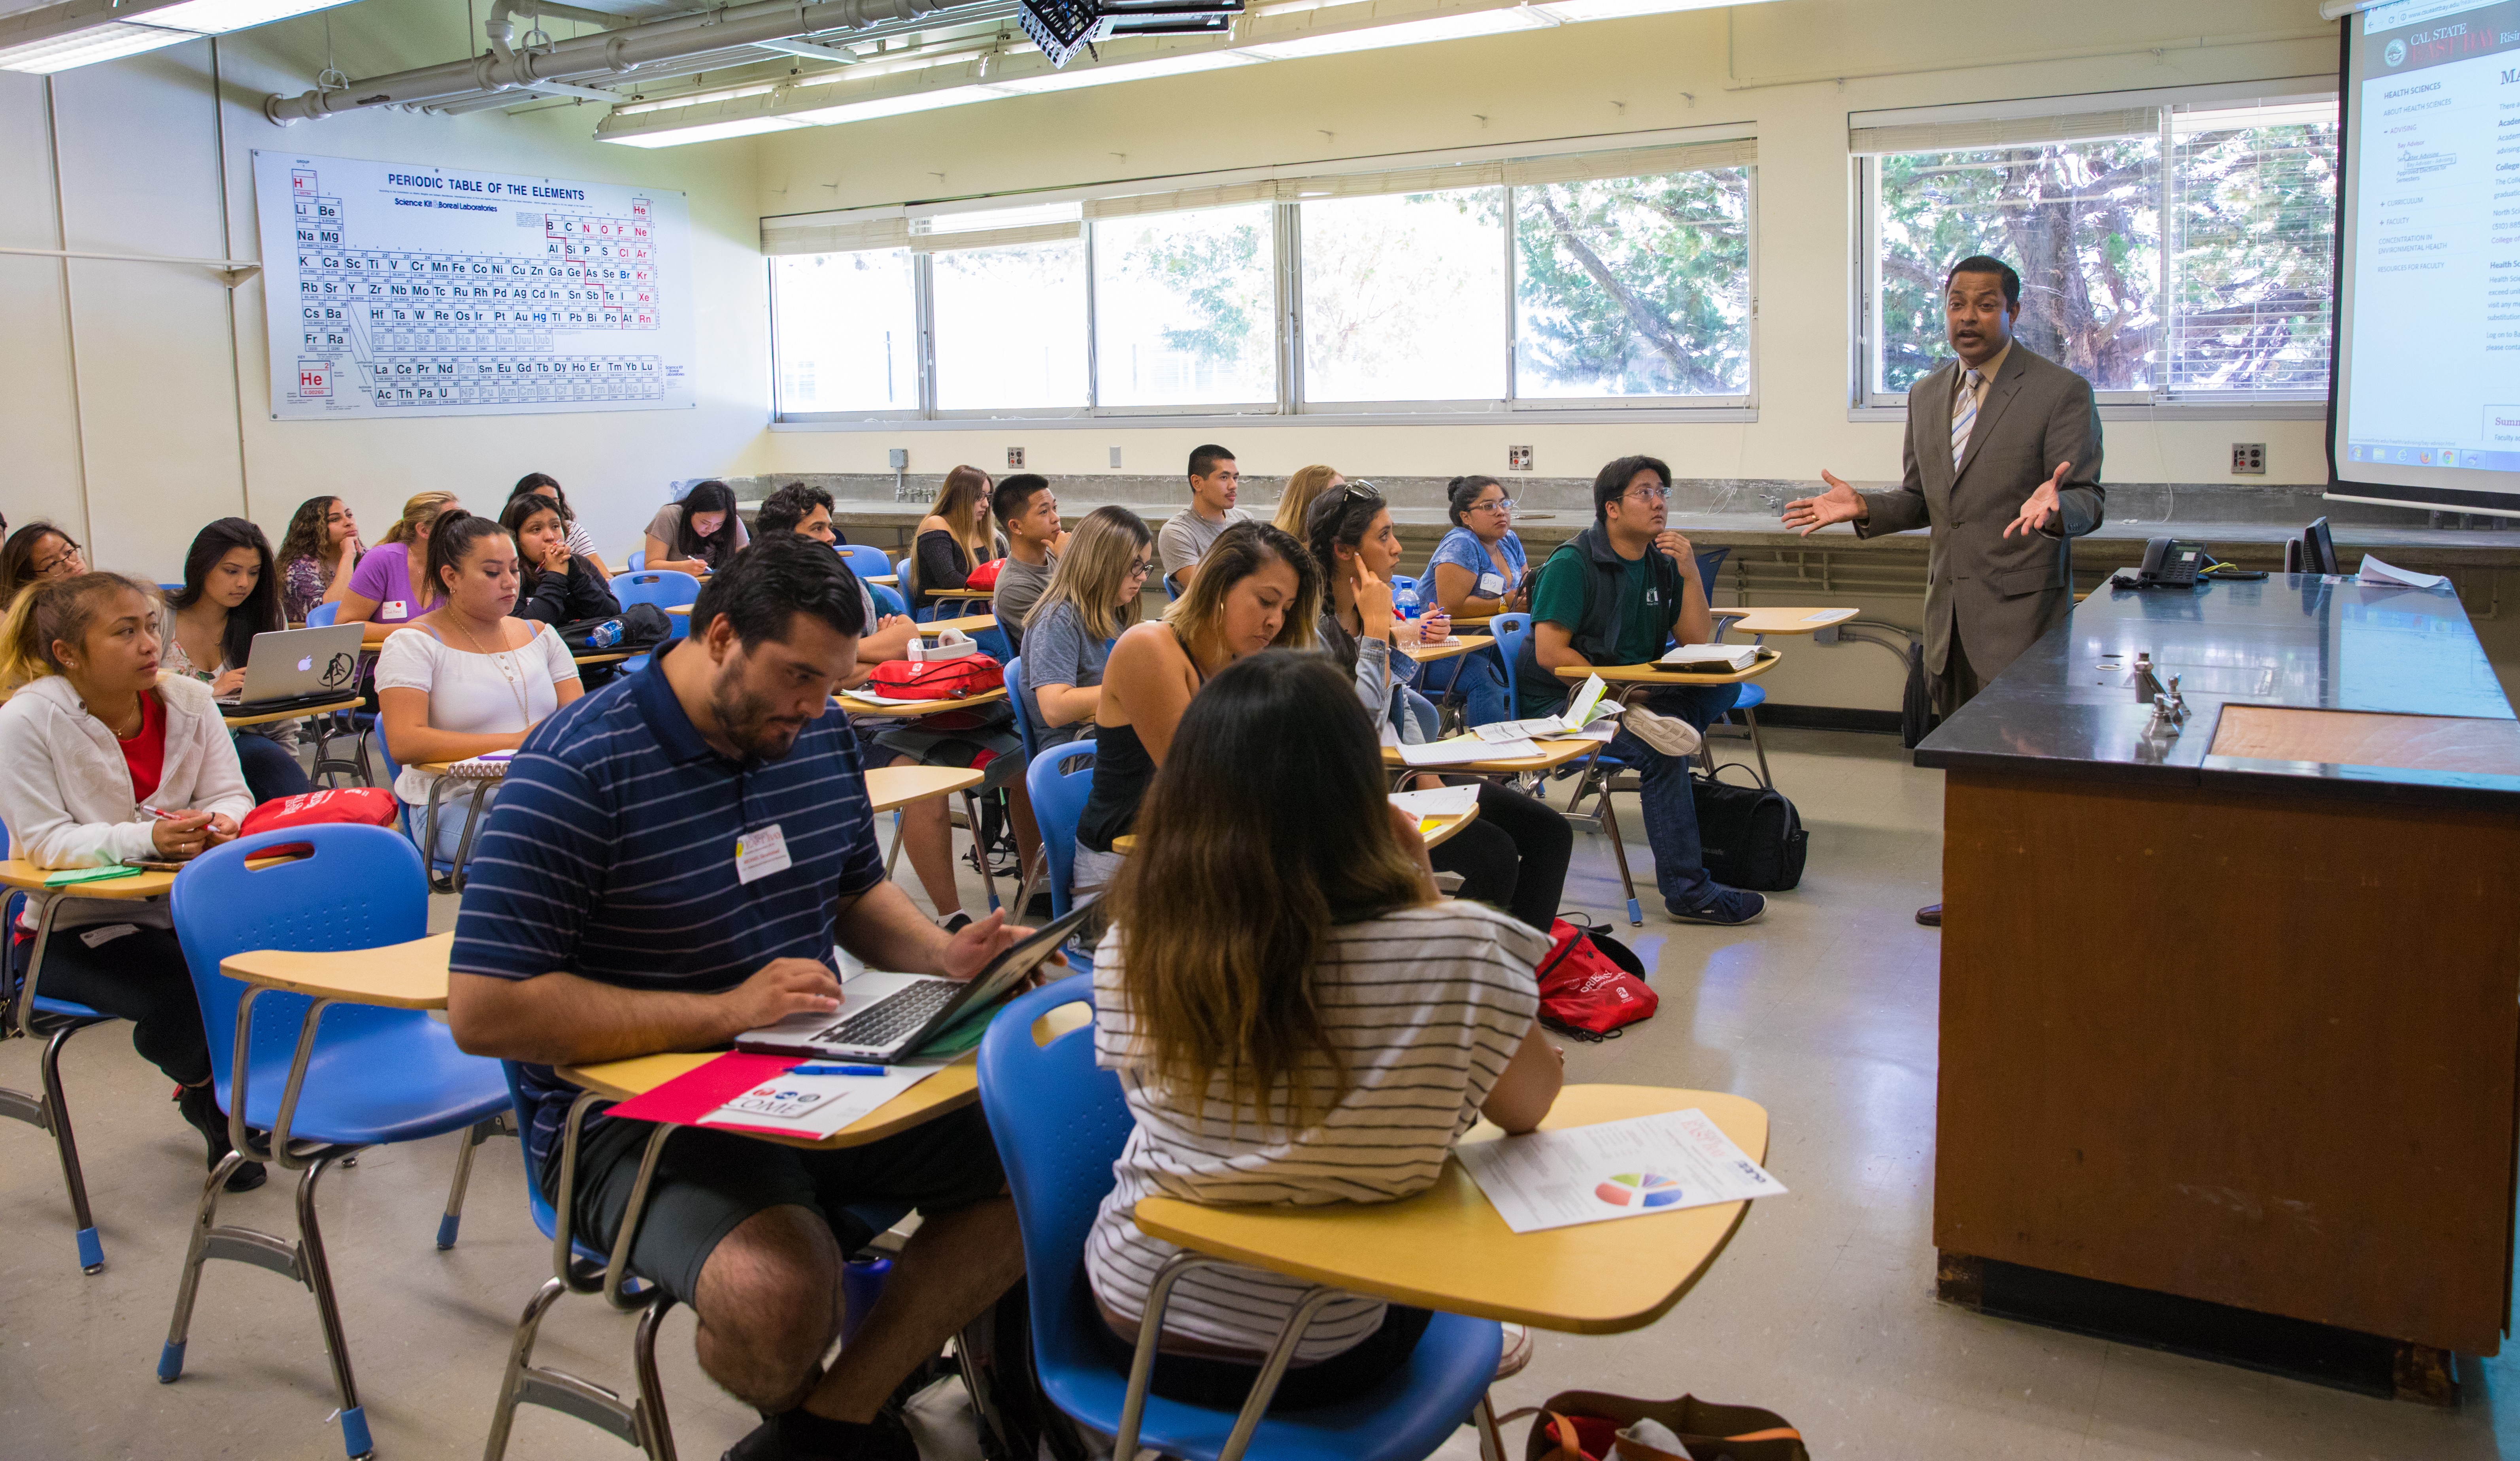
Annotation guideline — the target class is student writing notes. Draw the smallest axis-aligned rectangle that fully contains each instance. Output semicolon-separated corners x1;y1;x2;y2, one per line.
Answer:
645;479;749;578
1085;651;1561;1409
1072;520;1319;897
376;511;582;863
0;573;268;1191
1021;505;1153;751
447;535;1029;1461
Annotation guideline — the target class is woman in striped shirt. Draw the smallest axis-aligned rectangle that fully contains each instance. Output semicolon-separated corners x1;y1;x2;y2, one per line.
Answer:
1085;649;1564;1410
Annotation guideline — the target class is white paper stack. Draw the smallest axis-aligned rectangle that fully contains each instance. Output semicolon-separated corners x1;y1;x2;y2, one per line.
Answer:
1474;673;1618;742
1388;784;1480;818
1399;734;1535;766
1457;1108;1788;1234
2357;556;2449;591
1659;644;1759;672
703;1062;953;1141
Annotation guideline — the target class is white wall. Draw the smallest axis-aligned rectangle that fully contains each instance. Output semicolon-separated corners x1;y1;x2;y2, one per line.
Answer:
738;0;2339;494
0;0;771;580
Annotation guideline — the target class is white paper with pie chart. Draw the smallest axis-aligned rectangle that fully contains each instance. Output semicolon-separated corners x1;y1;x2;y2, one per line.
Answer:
1458;1107;1787;1234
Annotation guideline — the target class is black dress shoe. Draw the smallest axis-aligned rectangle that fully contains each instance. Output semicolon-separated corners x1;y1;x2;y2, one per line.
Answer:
174;1083;269;1192
1915;903;1942;928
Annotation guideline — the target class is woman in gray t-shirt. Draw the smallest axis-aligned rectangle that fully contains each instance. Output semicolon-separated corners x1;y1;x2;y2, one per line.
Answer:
1018;506;1153;749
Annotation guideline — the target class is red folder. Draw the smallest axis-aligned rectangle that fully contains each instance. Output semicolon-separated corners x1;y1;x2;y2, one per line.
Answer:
604;1052;802;1129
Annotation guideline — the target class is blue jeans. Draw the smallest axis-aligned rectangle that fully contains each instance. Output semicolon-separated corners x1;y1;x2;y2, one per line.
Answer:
232;730;311;804
1416;646;1514;728
1584;684;1740;909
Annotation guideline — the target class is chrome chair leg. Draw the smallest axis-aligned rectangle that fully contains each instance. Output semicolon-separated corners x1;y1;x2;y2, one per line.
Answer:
482;1277;681;1461
1744;706;1772;787
631;1291;681;1461
437;1115;507;1250
296;1155;377;1459
1474;1392;1507;1461
38;1023;103;1273
483;1277;568;1461
159;1152;247;1383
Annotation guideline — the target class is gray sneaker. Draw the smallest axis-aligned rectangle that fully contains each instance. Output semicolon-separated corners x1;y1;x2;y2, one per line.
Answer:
1669;886;1766;925
1623;704;1703;759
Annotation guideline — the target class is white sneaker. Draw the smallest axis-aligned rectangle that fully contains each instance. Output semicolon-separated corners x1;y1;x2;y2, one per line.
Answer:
1494;1321;1533;1380
1623;705;1702;759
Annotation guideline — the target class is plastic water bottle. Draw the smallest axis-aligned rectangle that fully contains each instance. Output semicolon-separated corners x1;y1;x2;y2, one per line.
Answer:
588;619;623;649
1393;581;1421;621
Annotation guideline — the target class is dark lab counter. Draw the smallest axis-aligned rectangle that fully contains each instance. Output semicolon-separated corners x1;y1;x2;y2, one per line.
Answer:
1919;573;2520;1402
1913;575;2520;810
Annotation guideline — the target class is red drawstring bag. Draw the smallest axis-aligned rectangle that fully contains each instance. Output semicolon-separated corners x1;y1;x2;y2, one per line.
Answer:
1535;917;1656;1040
867;654;1004;703
236;787;402;859
961;559;1005;591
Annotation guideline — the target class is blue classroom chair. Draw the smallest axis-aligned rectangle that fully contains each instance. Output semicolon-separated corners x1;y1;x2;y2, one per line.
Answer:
0;814;115;1274
627;550;646;571
978;976;1505;1461
839;543;894;584
612;568;700;675
162;826;512;1461
1005;655;1042;764
870;581;908;619
1026;744;1096;925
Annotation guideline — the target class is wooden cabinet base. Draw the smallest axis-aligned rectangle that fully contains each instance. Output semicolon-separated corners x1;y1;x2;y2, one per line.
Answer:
1936;1251;2460;1406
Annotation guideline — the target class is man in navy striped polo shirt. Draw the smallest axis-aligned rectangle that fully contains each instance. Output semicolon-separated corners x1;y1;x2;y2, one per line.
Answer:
449;534;1027;1461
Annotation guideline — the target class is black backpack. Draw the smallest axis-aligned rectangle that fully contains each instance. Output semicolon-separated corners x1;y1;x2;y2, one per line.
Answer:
555;602;672;655
1690;762;1808;892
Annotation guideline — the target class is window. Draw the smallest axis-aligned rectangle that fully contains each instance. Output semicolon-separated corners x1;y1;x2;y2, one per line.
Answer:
1857;92;2336;406
1300;189;1508;403
1514;168;1752;398
763;135;1758;421
930;238;1089;411
1093;204;1276;408
771;250;917;415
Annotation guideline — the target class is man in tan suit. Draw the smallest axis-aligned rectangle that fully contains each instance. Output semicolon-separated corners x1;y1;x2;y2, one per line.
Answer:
1783;254;2104;925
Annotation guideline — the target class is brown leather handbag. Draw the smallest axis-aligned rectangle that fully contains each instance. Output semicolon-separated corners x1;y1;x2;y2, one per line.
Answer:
1510;1390;1808;1461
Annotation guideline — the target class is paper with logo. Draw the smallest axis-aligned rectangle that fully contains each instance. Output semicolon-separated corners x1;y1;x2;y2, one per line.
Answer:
1456;1108;1786;1234
603;1051;950;1140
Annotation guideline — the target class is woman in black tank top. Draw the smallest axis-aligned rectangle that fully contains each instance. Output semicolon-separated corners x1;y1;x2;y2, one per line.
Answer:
1071;526;1319;886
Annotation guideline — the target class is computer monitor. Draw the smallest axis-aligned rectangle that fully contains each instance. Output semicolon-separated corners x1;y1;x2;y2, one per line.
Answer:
2301;517;2339;576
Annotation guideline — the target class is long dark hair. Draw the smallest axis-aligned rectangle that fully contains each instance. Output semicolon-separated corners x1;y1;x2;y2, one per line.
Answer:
276;495;352;572
1446;475;1504;527
1304;479;1386;585
510;472;576;526
422;509;510;604
1108;650;1427;1133
0;522;80;606
500;493;573;595
676;480;740;561
168;517;283;670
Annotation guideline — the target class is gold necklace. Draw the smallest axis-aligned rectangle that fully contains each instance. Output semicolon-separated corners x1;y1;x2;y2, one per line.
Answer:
450;613;534;725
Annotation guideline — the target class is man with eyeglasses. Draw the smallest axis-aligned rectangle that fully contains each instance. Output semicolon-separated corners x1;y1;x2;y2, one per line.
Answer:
1520;455;1764;927
1155;444;1248;590
988;474;1067;652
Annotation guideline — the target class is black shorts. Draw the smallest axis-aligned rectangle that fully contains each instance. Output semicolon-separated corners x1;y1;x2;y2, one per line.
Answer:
547;1104;1006;1305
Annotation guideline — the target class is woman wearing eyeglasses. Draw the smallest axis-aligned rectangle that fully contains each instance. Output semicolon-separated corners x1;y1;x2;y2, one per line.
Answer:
0;522;89;608
1020;506;1155;751
1409;476;1520;728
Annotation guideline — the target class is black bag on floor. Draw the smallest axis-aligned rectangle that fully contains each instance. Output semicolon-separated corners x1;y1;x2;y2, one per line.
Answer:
1690;763;1807;892
557;602;672;655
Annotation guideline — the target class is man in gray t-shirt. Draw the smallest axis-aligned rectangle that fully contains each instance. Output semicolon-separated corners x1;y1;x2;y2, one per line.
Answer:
1156;444;1248;586
990;474;1066;650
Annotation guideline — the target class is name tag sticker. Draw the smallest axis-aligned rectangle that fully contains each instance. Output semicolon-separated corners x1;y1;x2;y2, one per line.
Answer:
381;600;408;620
736;823;792;885
1477;572;1506;596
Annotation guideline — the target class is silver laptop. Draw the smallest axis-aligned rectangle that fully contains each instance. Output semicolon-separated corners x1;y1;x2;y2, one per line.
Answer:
736;898;1101;1063
219;623;366;710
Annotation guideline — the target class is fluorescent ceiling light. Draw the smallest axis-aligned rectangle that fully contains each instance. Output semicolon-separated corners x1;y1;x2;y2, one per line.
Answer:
0;21;191;72
614;80;785;116
1235;7;1545;60
603;113;809;146
0;0;359;72
783;87;1007;125
989;48;1254;93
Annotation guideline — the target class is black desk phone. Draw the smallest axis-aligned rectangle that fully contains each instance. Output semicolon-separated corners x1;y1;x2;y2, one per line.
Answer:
2135;538;2207;587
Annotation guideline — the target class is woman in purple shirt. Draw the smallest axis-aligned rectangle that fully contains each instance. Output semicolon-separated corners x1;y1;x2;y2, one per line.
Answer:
338;491;460;646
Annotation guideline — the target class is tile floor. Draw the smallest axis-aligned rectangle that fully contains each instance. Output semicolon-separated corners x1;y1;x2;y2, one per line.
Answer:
2;727;2510;1459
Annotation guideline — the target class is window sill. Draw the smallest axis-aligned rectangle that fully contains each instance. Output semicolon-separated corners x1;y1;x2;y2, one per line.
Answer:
774;405;1761;431
1846;399;2329;425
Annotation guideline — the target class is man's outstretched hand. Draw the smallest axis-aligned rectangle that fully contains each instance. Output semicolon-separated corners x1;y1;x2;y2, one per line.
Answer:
1781;472;1867;537
2005;461;2073;538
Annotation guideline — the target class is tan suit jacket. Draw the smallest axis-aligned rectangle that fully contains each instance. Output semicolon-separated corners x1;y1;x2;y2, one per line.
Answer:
1856;343;2105;682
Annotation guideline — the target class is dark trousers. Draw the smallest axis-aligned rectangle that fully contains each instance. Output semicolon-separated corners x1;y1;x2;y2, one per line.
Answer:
234;730;312;804
1087;1282;1433;1412
1428;781;1574;933
28;923;211;1086
1933;627;1985;717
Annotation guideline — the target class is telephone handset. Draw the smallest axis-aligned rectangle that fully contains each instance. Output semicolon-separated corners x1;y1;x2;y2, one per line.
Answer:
2136;538;2207;587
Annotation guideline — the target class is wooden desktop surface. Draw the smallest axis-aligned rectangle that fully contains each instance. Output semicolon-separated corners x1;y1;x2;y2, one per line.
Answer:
560;1002;1089;1151
1559;651;1780;688
864;763;983;812
835;686;1009;719
222;932;455;1010
223;695;362;729
921;615;997;637
1402;634;1494;664
2207;704;2520;776
1133;1084;1769;1334
1381;736;1601;776
1716;606;1858;636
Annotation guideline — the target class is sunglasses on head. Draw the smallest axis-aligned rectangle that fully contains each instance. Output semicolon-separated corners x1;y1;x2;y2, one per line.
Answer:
1339;480;1384;506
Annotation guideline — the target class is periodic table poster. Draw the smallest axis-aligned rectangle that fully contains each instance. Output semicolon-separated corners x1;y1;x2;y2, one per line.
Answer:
252;150;697;421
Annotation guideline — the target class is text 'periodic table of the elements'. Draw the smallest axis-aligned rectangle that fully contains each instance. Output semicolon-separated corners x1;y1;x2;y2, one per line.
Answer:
252;151;696;421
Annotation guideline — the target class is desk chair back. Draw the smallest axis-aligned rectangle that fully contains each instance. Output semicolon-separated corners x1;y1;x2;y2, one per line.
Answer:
840;544;893;583
613;571;702;639
972;623;1012;663
871;582;908;618
307;602;338;627
1026;744;1096;919
1005;656;1042;763
978;976;1501;1461
1694;547;1729;605
628;550;646;571
1488;612;1533;707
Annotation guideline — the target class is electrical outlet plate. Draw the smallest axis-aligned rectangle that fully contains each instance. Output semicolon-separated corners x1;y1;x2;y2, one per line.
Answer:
888;447;908;470
2231;443;2266;476
1108;446;1123;469
1508;445;1533;471
1006;447;1025;469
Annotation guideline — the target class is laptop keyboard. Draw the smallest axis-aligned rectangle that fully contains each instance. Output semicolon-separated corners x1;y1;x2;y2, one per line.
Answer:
814;979;959;1049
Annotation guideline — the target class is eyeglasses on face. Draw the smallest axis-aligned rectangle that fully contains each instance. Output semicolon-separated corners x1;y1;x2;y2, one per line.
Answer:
1125;559;1155;578
1624;485;1671;506
1473;497;1515;513
34;544;84;576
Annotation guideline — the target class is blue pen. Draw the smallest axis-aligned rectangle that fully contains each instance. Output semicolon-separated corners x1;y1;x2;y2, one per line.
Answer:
791;1063;887;1076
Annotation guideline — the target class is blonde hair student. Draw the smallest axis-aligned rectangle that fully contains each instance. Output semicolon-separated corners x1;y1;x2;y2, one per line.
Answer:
1270;463;1346;538
1021;507;1154;749
1084;650;1561;1409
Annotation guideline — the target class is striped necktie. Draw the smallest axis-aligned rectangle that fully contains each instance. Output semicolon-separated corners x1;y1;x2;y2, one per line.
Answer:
1951;367;1984;472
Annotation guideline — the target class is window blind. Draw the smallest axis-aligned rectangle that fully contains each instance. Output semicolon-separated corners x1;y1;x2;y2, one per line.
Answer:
908;220;1084;253
1849;106;2163;157
761;213;908;257
1079;136;1758;219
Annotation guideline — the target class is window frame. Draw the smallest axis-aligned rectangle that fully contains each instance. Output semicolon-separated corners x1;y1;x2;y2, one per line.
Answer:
1850;81;2339;421
767;138;1762;428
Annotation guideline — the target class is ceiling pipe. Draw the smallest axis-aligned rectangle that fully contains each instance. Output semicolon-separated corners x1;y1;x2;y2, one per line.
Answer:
263;0;957;124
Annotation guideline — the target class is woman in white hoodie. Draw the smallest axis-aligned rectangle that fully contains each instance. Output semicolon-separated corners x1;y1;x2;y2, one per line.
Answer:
0;572;266;1191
